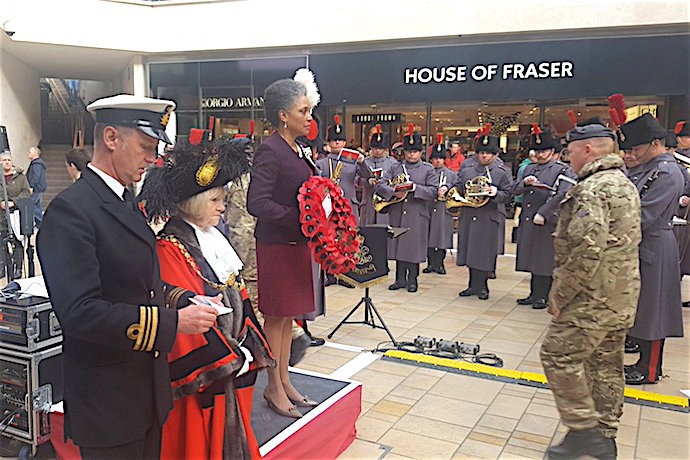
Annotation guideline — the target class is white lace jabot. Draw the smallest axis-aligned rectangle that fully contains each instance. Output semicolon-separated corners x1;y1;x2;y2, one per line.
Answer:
185;220;244;284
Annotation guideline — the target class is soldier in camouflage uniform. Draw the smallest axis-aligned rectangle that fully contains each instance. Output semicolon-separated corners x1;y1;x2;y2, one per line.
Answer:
540;124;641;460
225;172;258;305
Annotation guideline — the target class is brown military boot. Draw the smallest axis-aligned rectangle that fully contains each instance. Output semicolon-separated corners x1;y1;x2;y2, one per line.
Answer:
546;428;617;460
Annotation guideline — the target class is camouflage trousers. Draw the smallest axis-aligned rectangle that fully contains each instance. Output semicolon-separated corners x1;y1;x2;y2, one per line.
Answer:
540;323;627;438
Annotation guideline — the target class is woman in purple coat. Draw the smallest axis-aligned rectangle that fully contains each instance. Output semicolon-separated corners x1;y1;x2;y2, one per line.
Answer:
247;77;320;418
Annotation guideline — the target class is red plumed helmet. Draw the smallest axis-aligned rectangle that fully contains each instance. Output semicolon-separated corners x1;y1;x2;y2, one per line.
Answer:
334;115;340;125
567;110;578;126
407;123;414;136
675;121;686;136
531;123;542;136
375;124;381;134
307;119;319;141
436;133;443;144
607;93;627;127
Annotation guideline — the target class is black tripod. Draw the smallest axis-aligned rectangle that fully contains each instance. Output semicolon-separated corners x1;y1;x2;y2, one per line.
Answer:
327;286;398;347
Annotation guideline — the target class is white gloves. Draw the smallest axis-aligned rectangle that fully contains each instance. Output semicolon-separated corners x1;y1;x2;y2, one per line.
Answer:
533;213;545;225
680;196;690;207
236;346;254;377
487;186;498;197
523;175;538;186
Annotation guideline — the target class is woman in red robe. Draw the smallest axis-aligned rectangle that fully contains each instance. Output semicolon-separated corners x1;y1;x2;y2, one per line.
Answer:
141;136;274;459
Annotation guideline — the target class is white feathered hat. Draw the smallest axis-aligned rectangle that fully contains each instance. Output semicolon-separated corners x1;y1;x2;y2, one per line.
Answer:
293;68;320;109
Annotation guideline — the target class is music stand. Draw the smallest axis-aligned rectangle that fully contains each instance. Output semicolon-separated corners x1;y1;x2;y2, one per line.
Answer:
327;225;408;346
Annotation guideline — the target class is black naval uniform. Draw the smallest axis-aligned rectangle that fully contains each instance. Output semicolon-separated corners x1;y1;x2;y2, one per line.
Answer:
37;168;193;454
512;158;576;308
455;156;513;298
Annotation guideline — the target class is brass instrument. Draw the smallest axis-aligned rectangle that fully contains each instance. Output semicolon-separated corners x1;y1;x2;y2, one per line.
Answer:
329;158;344;184
445;176;492;212
373;173;411;213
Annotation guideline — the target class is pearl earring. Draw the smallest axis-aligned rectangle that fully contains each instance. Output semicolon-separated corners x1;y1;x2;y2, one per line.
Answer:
284;122;288;129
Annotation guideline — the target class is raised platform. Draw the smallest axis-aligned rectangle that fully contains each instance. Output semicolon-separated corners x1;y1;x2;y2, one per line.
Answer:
48;368;361;459
254;368;362;459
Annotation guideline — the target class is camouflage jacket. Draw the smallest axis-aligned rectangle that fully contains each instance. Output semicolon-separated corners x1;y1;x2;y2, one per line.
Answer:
550;154;641;330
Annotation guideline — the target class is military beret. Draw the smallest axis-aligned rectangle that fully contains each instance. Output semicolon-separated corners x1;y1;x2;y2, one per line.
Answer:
87;94;175;144
565;124;615;145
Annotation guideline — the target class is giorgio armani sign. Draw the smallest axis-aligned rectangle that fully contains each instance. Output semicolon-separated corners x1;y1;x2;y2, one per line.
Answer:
201;96;264;109
404;61;574;84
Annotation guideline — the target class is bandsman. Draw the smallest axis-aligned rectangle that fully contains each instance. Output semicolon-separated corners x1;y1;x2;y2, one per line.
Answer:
512;125;576;309
317;115;370;287
676;120;690;156
376;126;437;292
424;135;457;275
360;124;398;226
455;131;513;300
316;115;370;221
621;113;684;385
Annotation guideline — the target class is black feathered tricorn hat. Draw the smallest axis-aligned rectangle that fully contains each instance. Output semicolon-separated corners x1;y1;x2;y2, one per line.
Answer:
140;135;252;222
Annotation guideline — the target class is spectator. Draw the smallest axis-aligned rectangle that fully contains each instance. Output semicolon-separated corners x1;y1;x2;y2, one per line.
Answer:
0;152;30;279
65;148;91;181
26;146;47;230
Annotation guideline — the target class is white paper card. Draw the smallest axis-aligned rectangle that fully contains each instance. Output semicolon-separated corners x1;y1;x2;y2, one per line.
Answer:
322;194;332;219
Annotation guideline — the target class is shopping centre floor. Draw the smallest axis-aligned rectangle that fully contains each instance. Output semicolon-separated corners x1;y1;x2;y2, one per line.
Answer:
296;240;690;460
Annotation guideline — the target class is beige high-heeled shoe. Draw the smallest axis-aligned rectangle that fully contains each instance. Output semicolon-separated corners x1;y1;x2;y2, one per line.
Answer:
263;389;302;419
288;395;318;408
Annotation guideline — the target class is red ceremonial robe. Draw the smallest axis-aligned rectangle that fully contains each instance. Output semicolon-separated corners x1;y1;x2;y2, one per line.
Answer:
156;217;274;459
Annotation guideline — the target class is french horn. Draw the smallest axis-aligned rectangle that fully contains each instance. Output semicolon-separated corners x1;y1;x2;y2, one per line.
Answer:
445;176;492;212
373;173;411;213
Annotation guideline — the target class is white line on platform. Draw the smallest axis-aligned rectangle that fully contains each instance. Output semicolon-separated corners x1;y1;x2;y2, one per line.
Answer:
323;341;364;353
329;351;381;380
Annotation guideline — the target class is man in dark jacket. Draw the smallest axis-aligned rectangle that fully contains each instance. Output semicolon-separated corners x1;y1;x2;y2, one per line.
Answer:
0;152;30;278
37;95;218;459
26;146;47;230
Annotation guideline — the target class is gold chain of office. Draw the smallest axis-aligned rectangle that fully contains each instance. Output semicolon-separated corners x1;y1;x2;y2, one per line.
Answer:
158;235;245;292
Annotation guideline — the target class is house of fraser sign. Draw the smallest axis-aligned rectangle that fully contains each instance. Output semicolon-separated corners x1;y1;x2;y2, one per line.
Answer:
404;61;574;84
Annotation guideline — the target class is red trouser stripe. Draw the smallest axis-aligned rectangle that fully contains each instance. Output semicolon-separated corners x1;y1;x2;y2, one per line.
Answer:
648;339;661;381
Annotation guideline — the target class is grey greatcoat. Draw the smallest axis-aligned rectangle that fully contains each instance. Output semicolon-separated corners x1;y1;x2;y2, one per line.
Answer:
428;166;457;249
316;153;371;221
672;162;690;275
628;152;684;341
512;159;576;276
360;155;399;226
376;160;437;263
455;160;513;271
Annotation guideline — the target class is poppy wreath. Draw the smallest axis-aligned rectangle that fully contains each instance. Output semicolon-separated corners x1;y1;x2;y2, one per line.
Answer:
298;176;360;275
